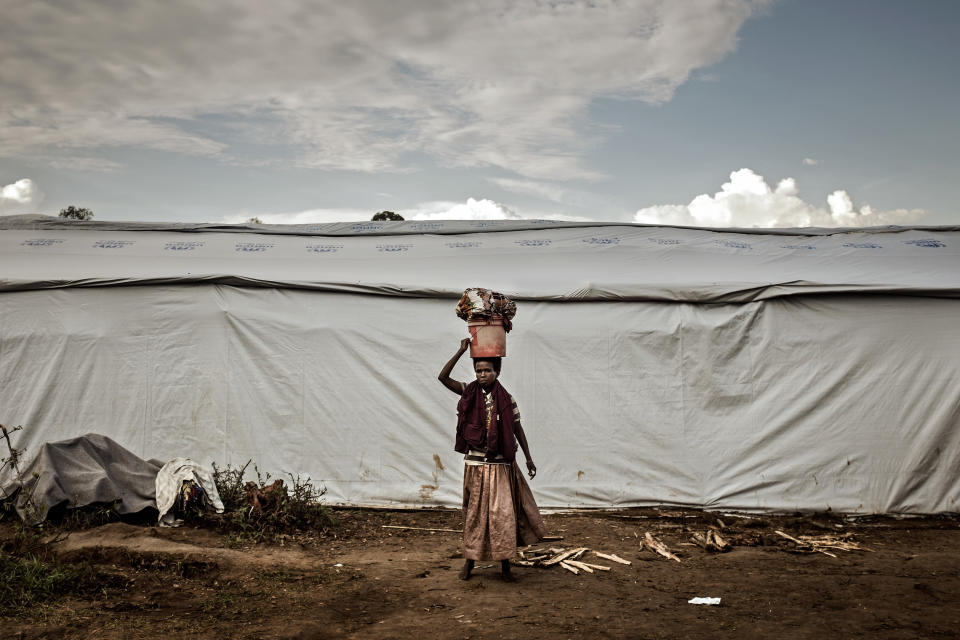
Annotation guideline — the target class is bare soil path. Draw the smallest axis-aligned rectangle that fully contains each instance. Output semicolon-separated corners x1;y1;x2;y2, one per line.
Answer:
4;508;959;639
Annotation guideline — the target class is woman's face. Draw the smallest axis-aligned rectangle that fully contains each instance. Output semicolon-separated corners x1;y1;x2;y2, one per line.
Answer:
474;361;498;388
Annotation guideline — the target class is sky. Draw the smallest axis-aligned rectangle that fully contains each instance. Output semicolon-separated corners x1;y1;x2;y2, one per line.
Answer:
1;0;958;227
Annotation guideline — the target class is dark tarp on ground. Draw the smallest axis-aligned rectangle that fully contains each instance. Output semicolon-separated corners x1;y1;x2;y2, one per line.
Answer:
1;433;161;524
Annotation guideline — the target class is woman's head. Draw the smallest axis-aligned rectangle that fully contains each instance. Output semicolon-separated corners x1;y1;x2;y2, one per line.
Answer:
473;357;501;388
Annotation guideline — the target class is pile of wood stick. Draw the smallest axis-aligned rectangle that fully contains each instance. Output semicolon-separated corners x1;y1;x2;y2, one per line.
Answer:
774;530;872;557
515;545;632;575
690;528;731;553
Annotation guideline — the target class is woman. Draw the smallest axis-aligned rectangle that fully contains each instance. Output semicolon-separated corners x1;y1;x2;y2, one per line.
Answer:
438;338;546;580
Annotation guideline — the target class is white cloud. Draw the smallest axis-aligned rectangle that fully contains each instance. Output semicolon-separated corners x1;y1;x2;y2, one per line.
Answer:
404;198;521;221
219;198;517;224
802;158;819;166
0;178;43;214
401;197;594;221
220;208;373;225
1;0;764;179
1;179;36;203
633;168;926;228
223;197;594;225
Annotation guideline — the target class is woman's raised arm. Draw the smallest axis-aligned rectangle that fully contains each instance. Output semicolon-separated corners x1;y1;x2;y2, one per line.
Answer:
438;338;471;395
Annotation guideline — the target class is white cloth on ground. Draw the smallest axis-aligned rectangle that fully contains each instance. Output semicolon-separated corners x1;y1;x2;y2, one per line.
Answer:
155;457;224;527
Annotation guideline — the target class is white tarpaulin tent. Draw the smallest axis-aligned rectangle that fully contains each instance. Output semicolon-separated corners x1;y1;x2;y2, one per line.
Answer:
1;214;958;513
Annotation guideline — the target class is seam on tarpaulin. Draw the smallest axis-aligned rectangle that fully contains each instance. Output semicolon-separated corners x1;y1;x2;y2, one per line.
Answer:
3;279;960;304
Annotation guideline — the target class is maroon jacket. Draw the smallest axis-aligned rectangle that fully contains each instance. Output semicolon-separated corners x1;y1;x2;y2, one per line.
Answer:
455;380;517;462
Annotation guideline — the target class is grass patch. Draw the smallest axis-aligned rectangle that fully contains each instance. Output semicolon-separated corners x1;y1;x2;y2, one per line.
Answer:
0;550;99;614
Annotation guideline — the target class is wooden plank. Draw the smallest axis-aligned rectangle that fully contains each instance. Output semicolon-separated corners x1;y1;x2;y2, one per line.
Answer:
594;552;631;565
708;529;730;551
544;547;589;567
542;549;575;566
565;560;594;573
578;562;611;571
380;525;462;533
774;530;805;545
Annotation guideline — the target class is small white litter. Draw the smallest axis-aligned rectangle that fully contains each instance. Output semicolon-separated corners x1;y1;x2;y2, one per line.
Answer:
688;597;721;605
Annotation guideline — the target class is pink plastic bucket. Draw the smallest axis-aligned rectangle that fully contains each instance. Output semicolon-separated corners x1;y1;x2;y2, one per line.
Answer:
468;317;507;358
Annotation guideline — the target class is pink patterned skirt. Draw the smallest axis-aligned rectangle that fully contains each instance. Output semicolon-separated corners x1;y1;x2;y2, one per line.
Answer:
462;461;547;561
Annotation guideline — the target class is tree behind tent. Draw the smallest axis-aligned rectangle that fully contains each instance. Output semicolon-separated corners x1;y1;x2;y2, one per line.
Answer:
58;206;94;220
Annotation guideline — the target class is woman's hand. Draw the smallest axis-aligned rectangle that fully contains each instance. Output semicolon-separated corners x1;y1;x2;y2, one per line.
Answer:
439;339;472;394
526;459;537;479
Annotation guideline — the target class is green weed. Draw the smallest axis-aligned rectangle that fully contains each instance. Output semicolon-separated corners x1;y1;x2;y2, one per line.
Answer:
0;550;99;614
211;462;336;543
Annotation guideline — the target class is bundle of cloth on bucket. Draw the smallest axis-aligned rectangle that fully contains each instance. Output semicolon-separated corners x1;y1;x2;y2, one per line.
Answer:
455;288;517;332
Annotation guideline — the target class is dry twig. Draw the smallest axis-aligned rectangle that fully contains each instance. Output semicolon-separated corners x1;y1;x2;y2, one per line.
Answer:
774;530;871;557
643;532;682;562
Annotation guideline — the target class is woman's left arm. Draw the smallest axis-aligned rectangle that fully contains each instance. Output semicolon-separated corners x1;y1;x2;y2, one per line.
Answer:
514;419;536;479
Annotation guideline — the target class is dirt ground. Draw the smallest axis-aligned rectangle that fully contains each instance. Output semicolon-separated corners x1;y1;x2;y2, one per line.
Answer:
3;507;959;639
